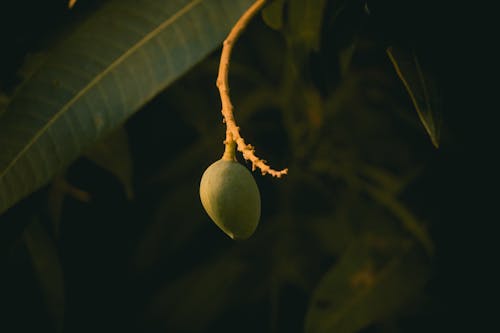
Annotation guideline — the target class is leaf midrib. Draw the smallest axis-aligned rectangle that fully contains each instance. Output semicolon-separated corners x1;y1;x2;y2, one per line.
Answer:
0;0;204;181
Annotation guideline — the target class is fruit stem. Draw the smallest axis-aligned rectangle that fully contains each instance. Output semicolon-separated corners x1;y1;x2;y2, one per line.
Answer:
222;135;237;161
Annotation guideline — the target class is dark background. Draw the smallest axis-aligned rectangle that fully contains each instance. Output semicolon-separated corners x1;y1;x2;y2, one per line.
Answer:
0;0;481;332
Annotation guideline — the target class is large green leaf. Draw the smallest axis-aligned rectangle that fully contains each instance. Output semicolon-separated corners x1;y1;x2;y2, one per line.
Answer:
305;239;430;333
0;0;253;215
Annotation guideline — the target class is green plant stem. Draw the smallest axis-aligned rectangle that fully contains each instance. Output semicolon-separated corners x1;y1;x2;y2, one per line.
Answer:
222;136;236;161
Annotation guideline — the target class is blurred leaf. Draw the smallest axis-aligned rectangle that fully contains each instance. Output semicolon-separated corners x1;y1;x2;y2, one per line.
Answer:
339;43;356;77
287;0;327;51
387;46;441;147
131;181;204;273
359;164;418;195
304;87;324;129
17;52;49;83
84;126;133;199
308;189;358;256
312;160;434;256
261;0;285;30
362;181;434;256
305;239;429;333
47;175;90;236
146;254;253;332
0;0;254;215
23;219;65;333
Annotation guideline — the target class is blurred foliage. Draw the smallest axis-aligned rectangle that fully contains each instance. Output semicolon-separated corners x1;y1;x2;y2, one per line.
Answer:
22;218;65;332
0;0;453;333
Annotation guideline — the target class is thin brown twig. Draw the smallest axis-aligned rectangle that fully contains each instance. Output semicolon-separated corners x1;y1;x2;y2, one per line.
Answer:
216;0;288;177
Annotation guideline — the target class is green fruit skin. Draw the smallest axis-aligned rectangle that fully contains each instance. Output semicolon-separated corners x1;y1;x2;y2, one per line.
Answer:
199;159;261;240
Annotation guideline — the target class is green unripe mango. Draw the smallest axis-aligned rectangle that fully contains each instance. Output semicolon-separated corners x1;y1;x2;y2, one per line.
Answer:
199;158;261;240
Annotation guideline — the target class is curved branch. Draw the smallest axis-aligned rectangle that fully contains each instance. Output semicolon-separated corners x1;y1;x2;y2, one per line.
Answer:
216;0;288;177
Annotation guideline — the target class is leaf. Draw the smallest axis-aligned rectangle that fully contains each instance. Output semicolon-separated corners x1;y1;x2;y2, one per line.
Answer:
84;126;133;199
0;0;253;216
362;181;434;256
261;0;285;30
287;0;327;51
47;174;91;237
305;239;429;333
387;46;441;147
23;218;65;333
338;42;356;77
